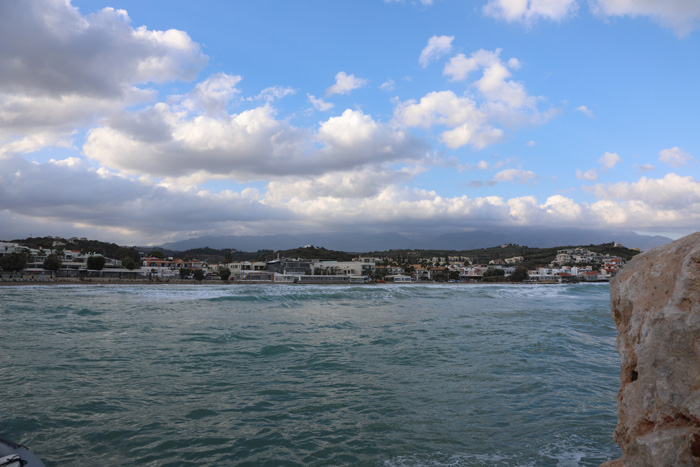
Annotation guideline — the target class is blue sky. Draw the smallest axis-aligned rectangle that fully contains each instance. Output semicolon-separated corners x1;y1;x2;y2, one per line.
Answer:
0;0;698;245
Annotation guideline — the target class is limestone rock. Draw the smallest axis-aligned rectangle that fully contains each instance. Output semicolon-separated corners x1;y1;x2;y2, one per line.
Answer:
602;232;700;466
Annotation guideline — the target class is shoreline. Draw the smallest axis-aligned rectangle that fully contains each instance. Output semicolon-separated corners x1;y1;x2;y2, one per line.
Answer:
0;278;606;286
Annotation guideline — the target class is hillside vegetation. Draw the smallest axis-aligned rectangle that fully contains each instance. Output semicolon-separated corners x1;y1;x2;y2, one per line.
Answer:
10;237;640;268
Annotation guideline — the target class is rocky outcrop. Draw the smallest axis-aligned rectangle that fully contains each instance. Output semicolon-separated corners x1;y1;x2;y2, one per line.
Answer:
602;232;700;466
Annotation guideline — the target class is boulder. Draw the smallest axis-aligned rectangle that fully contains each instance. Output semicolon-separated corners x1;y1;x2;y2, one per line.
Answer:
602;232;700;466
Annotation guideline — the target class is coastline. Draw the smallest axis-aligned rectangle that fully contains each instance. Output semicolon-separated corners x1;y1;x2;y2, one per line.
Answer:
0;278;602;286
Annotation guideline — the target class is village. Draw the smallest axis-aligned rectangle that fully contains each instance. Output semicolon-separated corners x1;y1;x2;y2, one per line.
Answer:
0;237;633;284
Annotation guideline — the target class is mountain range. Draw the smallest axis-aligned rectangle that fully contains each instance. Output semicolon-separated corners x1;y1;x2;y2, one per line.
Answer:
159;228;673;253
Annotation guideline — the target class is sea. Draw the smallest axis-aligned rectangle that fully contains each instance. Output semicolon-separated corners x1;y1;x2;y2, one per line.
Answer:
0;283;621;466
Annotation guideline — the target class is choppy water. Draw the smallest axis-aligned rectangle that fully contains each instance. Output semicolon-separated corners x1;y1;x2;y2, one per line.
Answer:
0;283;620;466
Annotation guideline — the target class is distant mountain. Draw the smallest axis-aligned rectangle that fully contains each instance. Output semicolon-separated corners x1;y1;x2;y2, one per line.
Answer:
160;232;417;253
160;228;673;253
427;228;672;251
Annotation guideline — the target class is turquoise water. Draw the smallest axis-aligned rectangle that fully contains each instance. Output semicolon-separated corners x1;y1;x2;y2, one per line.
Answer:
0;283;620;466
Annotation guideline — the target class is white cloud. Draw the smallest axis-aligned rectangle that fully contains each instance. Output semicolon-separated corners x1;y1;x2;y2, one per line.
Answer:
576;152;621;181
636;163;655;171
380;78;396;91
598;151;622;169
658;146;695;167
187;73;242;116
265;165;424;202
419;35;454;68
384;0;433;5
307;94;335;111
575;105;595;117
251;86;296;102
443;49;500;82
493;168;537;183
84;96;428;182
591;0;700;36
395;91;483;129
0;155;286;243
587;174;700;228
588;173;700;207
483;0;579;24
540;194;583;221
526;140;536;146
326;72;368;96
576;168;598;181
441;124;504;149
3;155;699;243
0;0;207;156
445;48;551;128
396;48;552;149
394;90;504;149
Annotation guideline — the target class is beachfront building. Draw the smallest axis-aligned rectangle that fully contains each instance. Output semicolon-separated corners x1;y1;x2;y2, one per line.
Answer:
266;258;317;276
0;242;30;257
310;261;363;277
352;256;379;275
141;257;206;278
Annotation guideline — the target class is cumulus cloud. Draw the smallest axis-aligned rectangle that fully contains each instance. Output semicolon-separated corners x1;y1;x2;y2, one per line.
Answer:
483;0;579;24
394;90;504;149
84;91;429;182
419;35;454;68
396;48;552;149
591;0;700;36
598;151;622;169
586;174;700;229
185;73;242;116
576;168;598;181
326;72;368;96
658;146;695;167
445;48;551;127
443;49;501;82
0;0;207;156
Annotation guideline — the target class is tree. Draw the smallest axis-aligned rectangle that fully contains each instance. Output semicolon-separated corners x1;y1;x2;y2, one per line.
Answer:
0;253;27;273
116;247;141;264
149;251;165;259
121;257;138;270
482;268;505;282
179;268;191;279
43;254;63;273
87;255;106;270
224;252;233;264
218;266;231;281
192;269;205;281
509;266;529;283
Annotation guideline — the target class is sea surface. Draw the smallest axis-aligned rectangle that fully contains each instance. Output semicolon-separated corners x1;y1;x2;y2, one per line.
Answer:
0;283;620;466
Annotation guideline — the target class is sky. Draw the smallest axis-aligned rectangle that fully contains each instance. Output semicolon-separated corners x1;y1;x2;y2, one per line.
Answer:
1;0;699;246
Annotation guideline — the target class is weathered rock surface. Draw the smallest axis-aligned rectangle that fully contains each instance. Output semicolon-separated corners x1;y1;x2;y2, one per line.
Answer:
602;232;700;466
